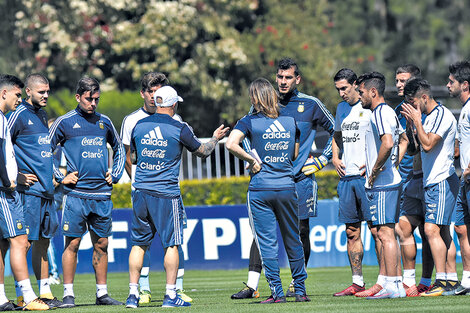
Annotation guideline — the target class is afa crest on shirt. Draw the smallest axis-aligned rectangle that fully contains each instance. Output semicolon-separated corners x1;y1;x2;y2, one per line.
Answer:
359;112;364;117
63;223;69;231
99;121;104;129
17;222;23;230
297;103;304;113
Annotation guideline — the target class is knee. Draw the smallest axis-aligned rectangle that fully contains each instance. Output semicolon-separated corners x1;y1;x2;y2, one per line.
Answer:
346;225;361;242
94;238;108;253
65;238;81;253
424;224;439;239
454;225;467;238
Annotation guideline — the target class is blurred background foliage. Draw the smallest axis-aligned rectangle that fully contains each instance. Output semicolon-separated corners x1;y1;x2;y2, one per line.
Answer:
2;0;470;135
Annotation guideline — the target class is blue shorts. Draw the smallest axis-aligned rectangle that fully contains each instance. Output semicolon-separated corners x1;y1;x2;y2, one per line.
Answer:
400;174;425;217
366;184;401;226
337;175;370;223
455;179;470;226
62;195;113;238
296;175;317;219
131;190;184;248
0;191;27;239
19;193;59;240
424;173;459;225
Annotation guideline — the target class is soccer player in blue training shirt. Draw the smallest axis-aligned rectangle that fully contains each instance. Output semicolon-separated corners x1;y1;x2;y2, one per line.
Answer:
49;77;125;307
120;72;191;304
357;72;408;299
8;73;63;308
448;61;470;295
0;74;49;311
231;57;334;299
125;86;229;308
227;78;308;303
393;65;434;296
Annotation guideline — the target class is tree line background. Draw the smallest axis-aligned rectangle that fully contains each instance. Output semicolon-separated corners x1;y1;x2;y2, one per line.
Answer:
1;0;469;136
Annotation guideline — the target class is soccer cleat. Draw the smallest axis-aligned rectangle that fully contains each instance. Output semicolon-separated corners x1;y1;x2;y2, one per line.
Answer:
16;296;25;308
96;294;124;305
62;296;75;308
355;284;383;297
454;285;470;295
177;289;193;302
442;280;460;296
139;290;151;304
333;283;365;296
295;294;311;302
162;295;191;308
40;297;64;309
366;288;400;299
421;280;446;297
260;295;286;303
417;283;431;293
403;284;419;297
285;282;295;297
231;283;259;299
125;294;139;308
0;301;18;311
23;298;49;311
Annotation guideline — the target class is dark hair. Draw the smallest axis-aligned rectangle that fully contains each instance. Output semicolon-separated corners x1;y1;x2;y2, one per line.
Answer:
25;73;49;88
0;74;24;90
404;78;432;99
334;68;357;85
449;61;470;84
277;58;300;76
356;72;385;96
76;76;100;96
141;72;169;91
396;64;421;78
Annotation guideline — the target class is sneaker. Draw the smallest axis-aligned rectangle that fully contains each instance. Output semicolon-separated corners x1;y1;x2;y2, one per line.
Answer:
334;283;365;296
366;288;399;299
49;274;61;285
96;294;124;305
162;295;191;308
231;283;259;299
23;298;49;311
403;284;419;297
421;280;446;297
125;294;139;308
62;295;75;308
177;290;193;302
40;297;64;309
295;294;311;302
455;285;470;295
442;280;460;296
285;282;295;297
260;295;286;303
139;290;151;304
0;301;18;311
417;283;431;293
355;284;383;297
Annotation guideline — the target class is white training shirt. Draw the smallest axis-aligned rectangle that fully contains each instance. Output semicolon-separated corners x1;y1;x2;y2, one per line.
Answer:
421;103;456;187
457;98;470;172
364;103;403;188
0;112;18;188
335;100;371;176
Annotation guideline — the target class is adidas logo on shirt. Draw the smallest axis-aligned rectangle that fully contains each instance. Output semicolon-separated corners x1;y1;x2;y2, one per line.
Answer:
141;126;168;147
73;123;81;129
262;120;291;139
28;119;34;125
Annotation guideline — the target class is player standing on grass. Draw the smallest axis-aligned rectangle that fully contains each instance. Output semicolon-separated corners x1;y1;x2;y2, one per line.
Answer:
330;69;383;297
120;72;192;304
356;72;408;299
0;74;49;311
49;76;125;307
7;74;63;309
227;78;309;303
401;78;459;297
231;57;334;299
393;65;434;296
125;86;228;308
447;61;470;295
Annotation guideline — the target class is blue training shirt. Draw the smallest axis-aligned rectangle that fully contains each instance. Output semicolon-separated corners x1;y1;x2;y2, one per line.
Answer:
49;106;125;200
8;100;54;198
131;113;201;197
235;113;299;191
395;101;414;182
279;89;335;181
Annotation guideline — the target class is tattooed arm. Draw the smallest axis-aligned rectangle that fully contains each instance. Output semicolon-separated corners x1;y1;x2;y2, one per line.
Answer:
192;124;229;159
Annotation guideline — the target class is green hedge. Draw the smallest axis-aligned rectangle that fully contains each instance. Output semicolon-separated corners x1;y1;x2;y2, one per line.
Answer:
111;170;339;208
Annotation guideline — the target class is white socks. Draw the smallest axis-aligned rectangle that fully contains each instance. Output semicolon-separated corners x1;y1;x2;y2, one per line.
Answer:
402;269;416;287
462;271;470;288
247;271;260;290
376;275;386;287
176;269;184;290
129;283;139;297
166;284;176;299
96;284;108;298
63;283;74;298
18;279;36;304
352;275;364;287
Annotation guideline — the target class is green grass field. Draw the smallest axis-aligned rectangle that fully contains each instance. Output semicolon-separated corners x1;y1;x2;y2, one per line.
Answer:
6;265;470;312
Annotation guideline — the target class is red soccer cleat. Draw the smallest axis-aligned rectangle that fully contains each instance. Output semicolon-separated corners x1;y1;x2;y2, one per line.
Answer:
333;283;365;296
355;283;383;297
403;283;420;297
417;283;431;293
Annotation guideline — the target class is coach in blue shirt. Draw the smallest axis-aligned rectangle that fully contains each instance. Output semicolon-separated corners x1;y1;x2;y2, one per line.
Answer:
226;78;309;303
49;77;125;307
125;86;228;308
